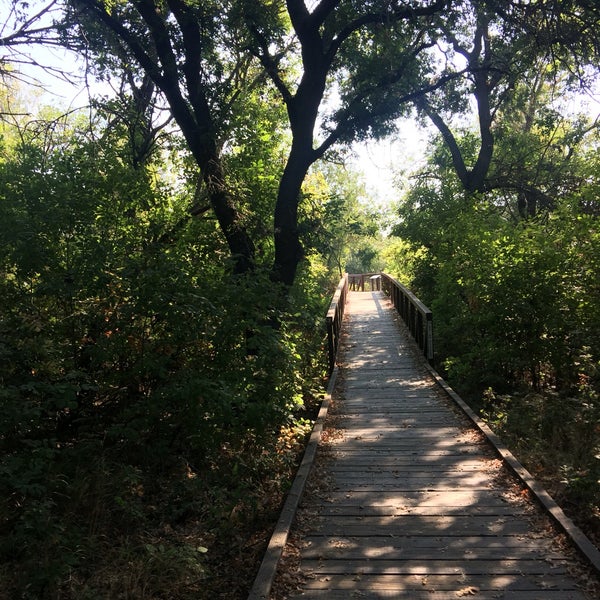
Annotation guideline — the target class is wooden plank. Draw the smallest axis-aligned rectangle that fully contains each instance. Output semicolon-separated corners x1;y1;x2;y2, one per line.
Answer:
298;573;585;592
328;454;491;463
338;390;444;399
328;474;496;487
343;370;429;381
344;381;437;390
338;407;455;414
320;485;505;493
337;427;466;437
329;467;494;477
332;438;487;448
301;515;533;536
301;559;568;576
328;463;489;471
307;503;526;516
328;458;491;467
338;408;452;415
309;490;513;507
302;536;564;560
289;589;588;599
303;535;565;551
338;417;460;427
329;448;490;457
310;506;525;517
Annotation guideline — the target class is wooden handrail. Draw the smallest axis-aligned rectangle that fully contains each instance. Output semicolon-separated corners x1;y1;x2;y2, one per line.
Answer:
347;272;381;291
380;272;434;362
325;274;349;374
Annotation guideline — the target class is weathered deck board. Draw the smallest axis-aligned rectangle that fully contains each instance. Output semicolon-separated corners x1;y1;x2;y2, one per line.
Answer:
285;592;585;600
274;291;593;599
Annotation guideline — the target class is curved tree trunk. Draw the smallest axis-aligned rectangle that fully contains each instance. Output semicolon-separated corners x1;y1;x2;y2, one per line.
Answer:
271;142;313;286
201;152;256;275
76;0;257;277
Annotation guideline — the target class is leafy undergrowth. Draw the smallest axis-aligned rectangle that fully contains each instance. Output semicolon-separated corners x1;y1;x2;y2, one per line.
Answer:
480;388;600;551
0;412;317;600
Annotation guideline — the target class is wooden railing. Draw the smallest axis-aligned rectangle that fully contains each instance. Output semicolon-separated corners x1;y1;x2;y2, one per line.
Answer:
325;274;349;374
327;272;433;368
348;272;382;291
380;273;434;362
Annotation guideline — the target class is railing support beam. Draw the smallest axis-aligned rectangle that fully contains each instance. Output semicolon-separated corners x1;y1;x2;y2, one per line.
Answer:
380;272;434;363
325;274;349;374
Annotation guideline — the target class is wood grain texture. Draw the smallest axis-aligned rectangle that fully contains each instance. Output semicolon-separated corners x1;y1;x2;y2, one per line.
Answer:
274;291;594;600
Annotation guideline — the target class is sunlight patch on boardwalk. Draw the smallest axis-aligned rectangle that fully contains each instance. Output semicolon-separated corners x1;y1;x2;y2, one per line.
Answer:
272;291;592;600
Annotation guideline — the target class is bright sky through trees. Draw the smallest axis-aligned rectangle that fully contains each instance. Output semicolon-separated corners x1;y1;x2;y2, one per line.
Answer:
15;40;425;205
5;1;600;221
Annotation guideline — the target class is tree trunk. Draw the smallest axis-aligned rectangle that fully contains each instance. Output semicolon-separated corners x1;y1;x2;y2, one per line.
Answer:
271;71;325;287
271;141;314;286
202;153;255;275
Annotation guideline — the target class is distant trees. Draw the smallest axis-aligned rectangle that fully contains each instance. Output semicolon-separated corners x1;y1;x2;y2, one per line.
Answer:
411;0;600;195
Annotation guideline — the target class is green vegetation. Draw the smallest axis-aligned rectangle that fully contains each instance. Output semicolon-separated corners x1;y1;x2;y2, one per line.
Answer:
1;1;599;597
0;82;355;597
392;68;600;542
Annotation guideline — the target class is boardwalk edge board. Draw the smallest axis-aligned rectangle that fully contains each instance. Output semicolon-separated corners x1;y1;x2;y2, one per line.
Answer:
424;360;600;575
247;366;340;600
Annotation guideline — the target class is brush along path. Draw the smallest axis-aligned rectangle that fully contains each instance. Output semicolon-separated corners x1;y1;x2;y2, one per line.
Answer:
273;291;594;599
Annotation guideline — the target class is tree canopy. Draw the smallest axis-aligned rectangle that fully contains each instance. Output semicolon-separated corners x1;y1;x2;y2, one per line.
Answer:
3;0;600;285
1;1;600;597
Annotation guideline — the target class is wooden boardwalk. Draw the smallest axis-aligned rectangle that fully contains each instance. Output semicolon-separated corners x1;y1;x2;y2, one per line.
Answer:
271;291;593;599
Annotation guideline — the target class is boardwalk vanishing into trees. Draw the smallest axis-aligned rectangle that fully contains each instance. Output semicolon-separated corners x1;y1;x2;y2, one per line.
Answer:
250;289;599;600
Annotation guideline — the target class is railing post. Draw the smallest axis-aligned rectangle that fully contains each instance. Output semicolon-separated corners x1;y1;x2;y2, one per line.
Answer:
325;274;349;374
380;272;434;364
425;312;434;361
326;317;335;374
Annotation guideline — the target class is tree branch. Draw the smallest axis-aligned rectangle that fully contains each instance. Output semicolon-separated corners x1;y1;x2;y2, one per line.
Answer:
75;1;164;86
165;0;204;110
246;24;293;104
416;96;469;185
330;0;448;56
0;0;59;46
308;0;341;28
315;65;468;160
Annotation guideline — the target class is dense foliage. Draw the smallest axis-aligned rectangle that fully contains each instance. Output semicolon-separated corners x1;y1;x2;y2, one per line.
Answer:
1;0;600;596
0;83;360;596
392;74;600;537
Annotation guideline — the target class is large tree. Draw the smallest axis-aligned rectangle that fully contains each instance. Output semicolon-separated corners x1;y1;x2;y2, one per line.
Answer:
60;0;454;287
9;1;600;285
413;0;600;195
244;0;452;285
64;0;259;275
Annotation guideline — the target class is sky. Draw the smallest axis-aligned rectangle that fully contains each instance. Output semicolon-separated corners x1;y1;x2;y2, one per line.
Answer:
350;124;431;205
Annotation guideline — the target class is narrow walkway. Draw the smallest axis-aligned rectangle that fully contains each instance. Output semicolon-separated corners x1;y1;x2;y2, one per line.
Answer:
274;291;591;599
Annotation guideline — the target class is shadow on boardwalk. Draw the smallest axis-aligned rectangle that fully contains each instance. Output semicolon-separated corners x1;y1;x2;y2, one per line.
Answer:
258;291;596;599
